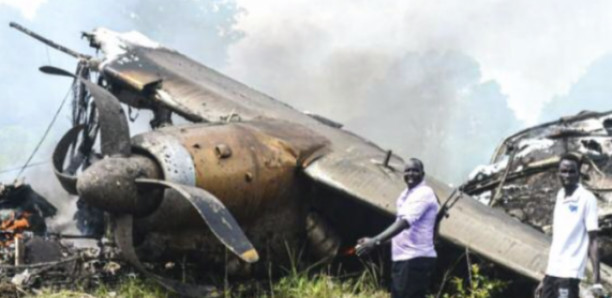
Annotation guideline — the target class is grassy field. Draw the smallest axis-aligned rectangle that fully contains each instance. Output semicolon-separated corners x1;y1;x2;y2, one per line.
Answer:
21;262;508;298
29;270;389;298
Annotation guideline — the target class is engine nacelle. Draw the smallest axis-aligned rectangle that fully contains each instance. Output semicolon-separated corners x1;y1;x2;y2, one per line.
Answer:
131;120;329;232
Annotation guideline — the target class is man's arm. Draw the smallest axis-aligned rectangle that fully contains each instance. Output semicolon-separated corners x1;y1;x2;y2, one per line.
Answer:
585;192;600;285
589;231;600;283
356;191;433;257
355;219;409;256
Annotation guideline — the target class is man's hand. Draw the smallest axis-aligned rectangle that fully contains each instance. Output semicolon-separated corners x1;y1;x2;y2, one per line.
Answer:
534;280;544;298
590;283;605;297
355;237;377;257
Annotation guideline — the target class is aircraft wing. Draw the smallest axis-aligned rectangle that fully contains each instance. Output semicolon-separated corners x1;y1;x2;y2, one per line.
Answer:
304;150;612;284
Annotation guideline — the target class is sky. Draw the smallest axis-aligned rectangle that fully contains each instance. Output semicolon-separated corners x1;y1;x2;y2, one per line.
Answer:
1;0;612;186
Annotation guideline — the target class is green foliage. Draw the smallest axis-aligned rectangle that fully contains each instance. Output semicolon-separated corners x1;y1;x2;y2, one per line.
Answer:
94;277;171;298
29;248;510;298
440;264;508;298
263;267;388;298
29;263;510;298
30;276;171;298
254;243;388;298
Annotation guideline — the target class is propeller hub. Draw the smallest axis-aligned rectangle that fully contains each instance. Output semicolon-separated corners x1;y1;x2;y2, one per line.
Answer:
77;155;163;216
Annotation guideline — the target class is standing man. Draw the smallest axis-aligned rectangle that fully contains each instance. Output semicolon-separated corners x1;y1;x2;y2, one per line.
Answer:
356;158;439;298
536;153;603;298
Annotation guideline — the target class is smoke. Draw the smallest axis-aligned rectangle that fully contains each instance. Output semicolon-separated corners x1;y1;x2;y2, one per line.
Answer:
223;3;524;182
540;54;612;122
225;46;521;182
0;0;47;20
219;0;612;182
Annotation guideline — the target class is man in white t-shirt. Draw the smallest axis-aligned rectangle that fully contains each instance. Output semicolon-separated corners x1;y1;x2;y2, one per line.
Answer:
536;153;603;298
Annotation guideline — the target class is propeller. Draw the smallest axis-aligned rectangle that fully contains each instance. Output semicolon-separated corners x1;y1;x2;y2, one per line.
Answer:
52;125;84;195
135;178;259;262
42;66;258;296
40;66;131;157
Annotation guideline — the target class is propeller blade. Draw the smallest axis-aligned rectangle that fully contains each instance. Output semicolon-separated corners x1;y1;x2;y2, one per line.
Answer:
80;79;130;156
114;215;220;297
40;65;130;156
52;125;85;195
135;178;259;263
39;65;76;77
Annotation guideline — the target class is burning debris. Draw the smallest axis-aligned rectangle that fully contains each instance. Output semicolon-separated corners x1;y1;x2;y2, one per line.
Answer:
0;180;57;253
0;235;131;297
0;181;128;296
464;110;612;263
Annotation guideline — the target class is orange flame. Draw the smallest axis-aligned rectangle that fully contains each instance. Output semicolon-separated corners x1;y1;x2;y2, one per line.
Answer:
340;246;356;256
0;212;31;247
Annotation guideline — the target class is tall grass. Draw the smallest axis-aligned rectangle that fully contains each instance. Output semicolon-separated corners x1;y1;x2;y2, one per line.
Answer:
27;245;508;297
264;267;388;298
29;277;171;298
29;267;387;298
250;242;388;298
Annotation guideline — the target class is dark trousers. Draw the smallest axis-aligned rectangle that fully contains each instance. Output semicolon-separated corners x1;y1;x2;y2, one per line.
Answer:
541;275;580;298
391;257;436;298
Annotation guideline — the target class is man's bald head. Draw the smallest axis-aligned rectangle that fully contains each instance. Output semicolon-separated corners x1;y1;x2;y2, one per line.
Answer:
406;158;424;172
404;158;425;189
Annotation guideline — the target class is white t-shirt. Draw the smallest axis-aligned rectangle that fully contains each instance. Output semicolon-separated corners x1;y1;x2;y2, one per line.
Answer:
546;184;599;279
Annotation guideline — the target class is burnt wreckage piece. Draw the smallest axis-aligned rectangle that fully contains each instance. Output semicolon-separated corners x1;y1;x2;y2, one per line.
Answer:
0;181;57;241
464;111;612;263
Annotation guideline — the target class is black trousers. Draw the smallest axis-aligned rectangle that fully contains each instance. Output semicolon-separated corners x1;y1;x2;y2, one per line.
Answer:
541;275;580;298
391;257;436;298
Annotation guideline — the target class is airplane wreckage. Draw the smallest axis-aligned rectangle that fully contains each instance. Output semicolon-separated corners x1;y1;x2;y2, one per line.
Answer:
4;22;612;296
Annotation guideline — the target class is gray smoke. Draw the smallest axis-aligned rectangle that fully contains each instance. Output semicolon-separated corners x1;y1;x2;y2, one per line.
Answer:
540;53;612;122
224;44;522;183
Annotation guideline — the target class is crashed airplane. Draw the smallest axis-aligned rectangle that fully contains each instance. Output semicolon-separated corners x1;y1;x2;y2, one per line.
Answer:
9;22;612;296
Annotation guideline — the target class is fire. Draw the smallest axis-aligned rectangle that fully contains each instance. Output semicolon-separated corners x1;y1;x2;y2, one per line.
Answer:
0;211;31;247
340;246;356;256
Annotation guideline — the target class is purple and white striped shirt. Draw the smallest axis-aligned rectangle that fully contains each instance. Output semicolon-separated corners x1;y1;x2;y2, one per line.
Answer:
391;181;439;261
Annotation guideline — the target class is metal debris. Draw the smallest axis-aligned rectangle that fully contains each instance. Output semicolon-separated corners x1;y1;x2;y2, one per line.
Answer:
464;110;612;263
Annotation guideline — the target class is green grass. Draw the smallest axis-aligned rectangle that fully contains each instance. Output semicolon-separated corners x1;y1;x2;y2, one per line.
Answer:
29;277;171;298
25;269;388;298
22;246;507;298
25;264;508;298
262;267;388;298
